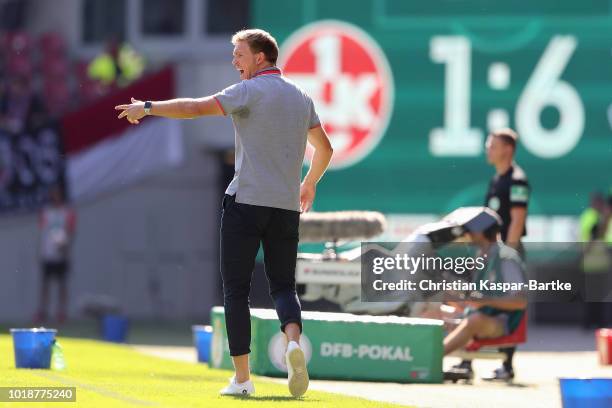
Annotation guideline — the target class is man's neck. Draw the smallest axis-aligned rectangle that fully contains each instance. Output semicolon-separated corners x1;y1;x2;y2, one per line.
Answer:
494;160;513;175
255;63;274;73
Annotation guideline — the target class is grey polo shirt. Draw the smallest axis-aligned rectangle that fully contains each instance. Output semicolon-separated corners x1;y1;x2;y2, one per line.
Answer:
214;67;320;211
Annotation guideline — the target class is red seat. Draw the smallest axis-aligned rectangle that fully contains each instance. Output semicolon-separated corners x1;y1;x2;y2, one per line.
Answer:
74;60;91;81
43;80;72;116
6;54;33;78
465;313;527;351
41;55;70;79
77;79;108;103
38;31;66;58
1;31;32;56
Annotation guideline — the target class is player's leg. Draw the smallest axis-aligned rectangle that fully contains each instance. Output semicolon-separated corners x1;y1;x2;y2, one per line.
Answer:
262;207;307;397
486;243;526;381
262;207;302;339
443;312;504;355
482;314;516;381
219;195;261;393
481;346;516;381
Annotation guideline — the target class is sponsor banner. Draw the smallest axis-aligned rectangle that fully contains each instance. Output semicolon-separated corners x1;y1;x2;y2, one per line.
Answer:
210;312;233;370
0;123;66;213
210;307;443;383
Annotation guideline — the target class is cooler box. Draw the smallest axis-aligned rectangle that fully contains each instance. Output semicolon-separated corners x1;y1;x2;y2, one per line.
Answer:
209;307;443;383
596;329;612;365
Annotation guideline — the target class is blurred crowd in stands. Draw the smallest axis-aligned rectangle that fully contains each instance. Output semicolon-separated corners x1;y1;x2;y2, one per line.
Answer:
0;29;143;134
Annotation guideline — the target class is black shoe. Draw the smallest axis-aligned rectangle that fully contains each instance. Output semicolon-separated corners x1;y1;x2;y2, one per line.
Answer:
443;360;474;382
448;360;473;372
481;366;514;382
454;360;473;370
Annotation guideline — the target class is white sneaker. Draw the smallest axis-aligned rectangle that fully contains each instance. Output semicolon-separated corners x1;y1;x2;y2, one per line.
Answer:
219;376;254;396
286;341;309;397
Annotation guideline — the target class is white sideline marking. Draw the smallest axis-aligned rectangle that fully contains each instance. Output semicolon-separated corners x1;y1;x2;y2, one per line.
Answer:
33;371;158;406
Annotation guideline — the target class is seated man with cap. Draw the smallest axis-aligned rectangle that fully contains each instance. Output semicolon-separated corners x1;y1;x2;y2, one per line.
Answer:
441;208;528;356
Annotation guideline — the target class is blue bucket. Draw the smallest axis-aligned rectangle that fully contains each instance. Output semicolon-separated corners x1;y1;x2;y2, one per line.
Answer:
192;325;212;363
102;315;129;343
559;378;612;408
10;328;57;369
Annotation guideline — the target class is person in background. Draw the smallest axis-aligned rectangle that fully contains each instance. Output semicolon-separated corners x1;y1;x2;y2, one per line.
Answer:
0;74;47;134
581;191;612;328
580;192;607;243
484;128;530;252
451;128;530;381
35;186;76;324
481;128;529;381
88;37;144;89
443;211;527;357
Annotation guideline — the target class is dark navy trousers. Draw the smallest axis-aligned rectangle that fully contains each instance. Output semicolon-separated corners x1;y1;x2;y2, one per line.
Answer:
220;194;302;356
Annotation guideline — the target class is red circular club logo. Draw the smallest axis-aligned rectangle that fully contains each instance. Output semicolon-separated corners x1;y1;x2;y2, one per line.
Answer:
279;20;394;169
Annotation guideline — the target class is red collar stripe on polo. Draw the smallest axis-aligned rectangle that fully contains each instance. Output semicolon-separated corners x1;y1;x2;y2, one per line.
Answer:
253;68;281;77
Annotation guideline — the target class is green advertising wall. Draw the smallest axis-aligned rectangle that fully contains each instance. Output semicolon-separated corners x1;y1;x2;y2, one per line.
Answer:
254;0;611;216
210;307;444;383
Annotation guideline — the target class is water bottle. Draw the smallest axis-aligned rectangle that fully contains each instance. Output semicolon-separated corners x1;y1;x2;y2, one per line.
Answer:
51;340;66;370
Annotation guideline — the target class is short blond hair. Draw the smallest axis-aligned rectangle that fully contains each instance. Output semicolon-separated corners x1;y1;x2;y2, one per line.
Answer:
232;29;279;64
490;128;519;149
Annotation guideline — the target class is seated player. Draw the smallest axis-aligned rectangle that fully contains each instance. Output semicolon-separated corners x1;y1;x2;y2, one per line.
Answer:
442;210;527;361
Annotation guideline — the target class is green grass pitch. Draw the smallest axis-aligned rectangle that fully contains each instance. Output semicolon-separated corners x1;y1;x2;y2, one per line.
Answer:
0;335;406;407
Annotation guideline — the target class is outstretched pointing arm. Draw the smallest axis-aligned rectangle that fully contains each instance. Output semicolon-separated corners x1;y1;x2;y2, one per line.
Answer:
115;96;224;124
